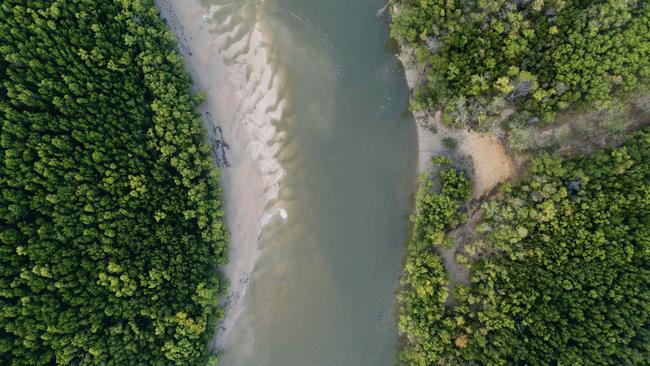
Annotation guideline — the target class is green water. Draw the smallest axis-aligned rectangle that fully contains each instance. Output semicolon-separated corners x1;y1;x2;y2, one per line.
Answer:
217;0;417;364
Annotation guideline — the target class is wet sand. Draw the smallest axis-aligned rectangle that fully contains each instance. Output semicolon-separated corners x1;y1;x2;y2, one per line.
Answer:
155;0;288;346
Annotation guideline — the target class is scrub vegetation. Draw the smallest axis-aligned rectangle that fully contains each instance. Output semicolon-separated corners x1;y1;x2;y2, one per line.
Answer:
398;131;650;365
391;0;650;131
0;1;227;365
399;162;471;363
394;3;650;363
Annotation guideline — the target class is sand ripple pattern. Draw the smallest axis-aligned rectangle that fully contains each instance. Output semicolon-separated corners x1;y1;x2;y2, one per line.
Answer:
194;3;296;350
206;2;288;221
155;0;293;349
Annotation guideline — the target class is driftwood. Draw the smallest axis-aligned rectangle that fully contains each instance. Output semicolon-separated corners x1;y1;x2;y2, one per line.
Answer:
204;111;231;168
376;1;390;17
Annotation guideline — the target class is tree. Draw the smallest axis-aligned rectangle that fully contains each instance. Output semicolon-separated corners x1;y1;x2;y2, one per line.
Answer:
399;130;650;365
0;1;228;364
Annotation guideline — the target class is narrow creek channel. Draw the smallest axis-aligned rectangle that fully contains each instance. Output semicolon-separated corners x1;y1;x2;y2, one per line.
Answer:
159;0;418;365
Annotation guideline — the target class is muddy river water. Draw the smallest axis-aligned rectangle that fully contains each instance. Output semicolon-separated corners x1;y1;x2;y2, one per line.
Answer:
158;0;418;364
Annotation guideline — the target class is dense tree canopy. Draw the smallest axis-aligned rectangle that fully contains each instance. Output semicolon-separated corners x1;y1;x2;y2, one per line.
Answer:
0;0;227;365
399;165;471;364
399;131;650;365
392;0;650;127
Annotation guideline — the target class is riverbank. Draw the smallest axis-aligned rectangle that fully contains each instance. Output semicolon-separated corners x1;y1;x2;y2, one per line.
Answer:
401;57;513;197
155;0;287;348
392;6;513;197
391;1;515;330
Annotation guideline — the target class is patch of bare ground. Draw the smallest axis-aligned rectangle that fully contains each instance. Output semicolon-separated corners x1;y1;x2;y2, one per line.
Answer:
415;110;515;198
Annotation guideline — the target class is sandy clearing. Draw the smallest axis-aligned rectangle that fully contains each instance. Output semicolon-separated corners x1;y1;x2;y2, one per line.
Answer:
413;111;513;198
396;46;513;198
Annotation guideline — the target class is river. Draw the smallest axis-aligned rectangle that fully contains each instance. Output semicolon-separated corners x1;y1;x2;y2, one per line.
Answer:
158;0;417;365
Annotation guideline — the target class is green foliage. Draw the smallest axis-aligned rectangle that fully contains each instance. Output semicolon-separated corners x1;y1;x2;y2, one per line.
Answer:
431;155;452;166
442;137;457;150
0;1;227;365
399;168;471;365
412;169;470;245
399;130;650;365
392;0;650;126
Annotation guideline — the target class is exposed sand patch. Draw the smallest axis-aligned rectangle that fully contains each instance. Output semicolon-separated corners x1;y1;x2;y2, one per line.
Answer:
155;0;289;349
413;112;513;198
459;131;513;197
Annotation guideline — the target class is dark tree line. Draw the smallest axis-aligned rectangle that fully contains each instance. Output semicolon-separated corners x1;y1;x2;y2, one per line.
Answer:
1;0;227;365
